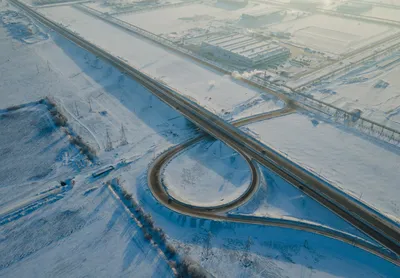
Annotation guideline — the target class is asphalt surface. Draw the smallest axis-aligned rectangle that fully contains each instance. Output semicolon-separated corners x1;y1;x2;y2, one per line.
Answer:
10;0;399;263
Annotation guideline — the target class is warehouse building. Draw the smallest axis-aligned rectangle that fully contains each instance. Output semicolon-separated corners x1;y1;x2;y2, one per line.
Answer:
241;9;283;22
241;8;284;26
200;34;290;67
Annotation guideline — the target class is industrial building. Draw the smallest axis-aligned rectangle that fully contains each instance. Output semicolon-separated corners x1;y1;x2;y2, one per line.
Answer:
241;8;284;26
200;34;290;67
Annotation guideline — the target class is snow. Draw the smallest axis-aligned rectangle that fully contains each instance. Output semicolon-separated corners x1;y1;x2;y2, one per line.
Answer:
114;2;275;35
0;104;83;212
0;175;174;278
0;10;196;154
242;112;400;223
1;4;399;277
0;12;183;277
145;205;400;278
38;5;283;119
163;139;251;207
310;55;400;131
270;14;396;55
233;165;370;240
363;6;400;22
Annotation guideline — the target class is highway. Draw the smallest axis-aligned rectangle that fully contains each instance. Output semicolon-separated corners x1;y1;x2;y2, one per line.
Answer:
9;0;400;262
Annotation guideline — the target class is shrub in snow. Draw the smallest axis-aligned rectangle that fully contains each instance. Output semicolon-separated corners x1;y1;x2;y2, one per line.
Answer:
6;104;22;111
165;243;176;258
144;232;152;241
69;135;96;161
178;258;208;278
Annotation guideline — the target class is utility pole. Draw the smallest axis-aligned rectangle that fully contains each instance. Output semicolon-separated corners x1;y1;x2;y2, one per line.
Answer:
105;129;113;151
242;236;253;268
88;97;93;113
203;231;212;260
74;101;80;118
120;124;128;146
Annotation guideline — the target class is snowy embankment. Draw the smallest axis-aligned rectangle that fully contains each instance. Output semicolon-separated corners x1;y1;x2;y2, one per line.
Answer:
162;140;251;207
37;5;283;120
141;195;400;278
242;112;400;223
232;165;370;240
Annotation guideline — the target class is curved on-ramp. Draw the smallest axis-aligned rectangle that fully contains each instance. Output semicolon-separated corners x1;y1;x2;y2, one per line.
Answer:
155;107;295;212
148;107;399;265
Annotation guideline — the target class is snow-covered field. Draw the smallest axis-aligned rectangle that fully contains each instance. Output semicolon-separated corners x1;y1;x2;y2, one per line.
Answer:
0;173;174;278
233;165;369;239
365;0;400;6
0;8;186;276
0;104;82;212
270;13;396;55
310;54;400;131
38;5;283;119
242;112;400;223
363;6;400;22
114;2;276;35
147;205;400;278
163;139;251;207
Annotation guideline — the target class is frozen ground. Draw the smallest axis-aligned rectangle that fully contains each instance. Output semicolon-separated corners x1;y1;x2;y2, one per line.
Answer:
363;6;400;22
0;103;83;212
38;5;283;120
310;54;400;131
168;224;399;278
163;139;251;207
0;173;174;278
269;13;396;55
242;112;400;223
114;2;276;35
0;8;183;277
0;7;195;154
134;185;400;278
233;165;369;240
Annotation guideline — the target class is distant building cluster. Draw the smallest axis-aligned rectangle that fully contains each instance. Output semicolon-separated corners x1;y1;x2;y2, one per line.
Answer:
200;34;290;67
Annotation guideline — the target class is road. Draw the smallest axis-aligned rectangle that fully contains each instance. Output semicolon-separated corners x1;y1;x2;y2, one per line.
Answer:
151;107;295;212
9;0;400;261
